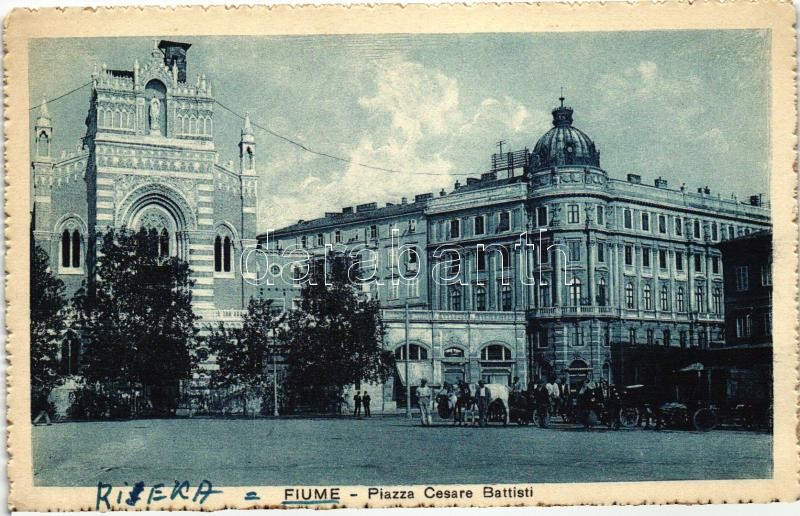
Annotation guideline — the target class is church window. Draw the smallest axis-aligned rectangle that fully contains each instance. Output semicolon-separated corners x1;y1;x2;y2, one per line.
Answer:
190;116;197;135
37;131;50;157
113;110;121;128
203;117;210;135
214;236;222;272
223;236;232;272
61;230;70;268
181;116;188;134
159;229;169;258
660;284;669;311
247;148;254;170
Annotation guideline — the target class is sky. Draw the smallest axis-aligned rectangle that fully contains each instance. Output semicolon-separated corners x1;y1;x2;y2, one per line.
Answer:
29;31;770;230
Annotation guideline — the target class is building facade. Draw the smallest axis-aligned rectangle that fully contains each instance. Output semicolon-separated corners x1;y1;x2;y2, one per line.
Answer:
263;98;771;409
31;39;258;325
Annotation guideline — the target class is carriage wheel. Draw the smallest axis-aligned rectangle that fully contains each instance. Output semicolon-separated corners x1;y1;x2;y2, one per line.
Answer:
619;407;640;428
693;408;718;432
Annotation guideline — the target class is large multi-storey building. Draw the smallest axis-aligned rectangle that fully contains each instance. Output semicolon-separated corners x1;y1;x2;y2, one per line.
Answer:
31;40;258;327
264;97;770;411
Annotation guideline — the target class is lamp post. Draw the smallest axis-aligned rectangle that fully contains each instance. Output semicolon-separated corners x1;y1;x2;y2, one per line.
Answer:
405;301;411;419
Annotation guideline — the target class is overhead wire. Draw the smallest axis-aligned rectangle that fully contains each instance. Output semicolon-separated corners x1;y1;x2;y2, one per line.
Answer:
28;80;502;181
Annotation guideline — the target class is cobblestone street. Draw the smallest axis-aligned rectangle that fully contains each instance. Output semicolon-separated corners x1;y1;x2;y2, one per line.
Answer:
33;416;771;486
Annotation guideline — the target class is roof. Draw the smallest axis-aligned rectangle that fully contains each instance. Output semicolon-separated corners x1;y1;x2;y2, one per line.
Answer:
269;200;426;237
714;229;772;249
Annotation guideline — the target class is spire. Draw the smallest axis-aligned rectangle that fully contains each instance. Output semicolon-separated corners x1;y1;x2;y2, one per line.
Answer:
242;112;254;137
36;98;52;127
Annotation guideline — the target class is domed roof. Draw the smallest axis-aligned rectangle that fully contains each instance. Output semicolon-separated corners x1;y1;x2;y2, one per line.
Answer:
530;98;599;170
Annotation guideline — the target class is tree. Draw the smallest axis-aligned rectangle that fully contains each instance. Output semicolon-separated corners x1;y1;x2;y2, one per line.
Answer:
208;298;283;416
72;227;198;417
281;256;394;411
30;244;69;417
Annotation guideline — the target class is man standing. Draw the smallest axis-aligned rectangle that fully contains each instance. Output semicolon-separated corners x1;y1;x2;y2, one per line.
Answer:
353;391;362;418
477;380;491;427
363;391;371;417
417;379;433;426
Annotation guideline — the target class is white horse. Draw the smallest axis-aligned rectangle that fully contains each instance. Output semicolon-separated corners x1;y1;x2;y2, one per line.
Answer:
466;383;511;425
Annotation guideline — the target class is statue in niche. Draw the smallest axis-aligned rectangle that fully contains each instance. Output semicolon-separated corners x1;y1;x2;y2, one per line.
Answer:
149;97;161;135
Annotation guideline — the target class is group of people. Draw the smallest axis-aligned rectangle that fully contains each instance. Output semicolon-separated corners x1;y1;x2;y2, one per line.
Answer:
523;374;623;429
419;378;496;427
340;390;372;417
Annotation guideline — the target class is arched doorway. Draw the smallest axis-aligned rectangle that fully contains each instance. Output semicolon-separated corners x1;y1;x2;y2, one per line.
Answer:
566;359;591;391
479;343;513;385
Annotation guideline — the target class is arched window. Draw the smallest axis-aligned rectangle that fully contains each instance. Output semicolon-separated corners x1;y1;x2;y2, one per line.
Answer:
625;283;635;309
695;285;705;311
61;230;70;268
214;235;222;272
159;228;169;258
37;132;50;157
475;286;486;311
676;287;685;312
660;284;669;311
394;344;428;361
450;286;462;311
643;284;653;310
712;287;722;314
569;277;582;307
443;347;465;358
500;284;513;311
481;344;512;361
113;110;121;128
597;277;607;306
60;333;81;375
71;230;80;267
247;148;254;170
223;236;232;272
181;115;188;134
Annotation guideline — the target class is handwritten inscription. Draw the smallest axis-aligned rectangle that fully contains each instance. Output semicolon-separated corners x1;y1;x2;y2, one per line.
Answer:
96;480;223;510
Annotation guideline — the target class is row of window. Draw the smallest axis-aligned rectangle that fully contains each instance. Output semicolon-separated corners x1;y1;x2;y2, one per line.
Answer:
622;245;720;274
734;312;772;338
448;210;515;239
297;220;417;248
98;108;136;131
445;284;515;311
394;343;512;362
175;114;213;137
623;282;722;314
621;208;756;242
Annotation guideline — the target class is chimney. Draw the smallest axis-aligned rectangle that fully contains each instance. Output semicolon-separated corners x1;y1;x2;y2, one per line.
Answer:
158;40;191;83
749;194;762;206
654;177;668;188
342;206;353;214
626;174;641;184
439;189;446;197
401;197;407;205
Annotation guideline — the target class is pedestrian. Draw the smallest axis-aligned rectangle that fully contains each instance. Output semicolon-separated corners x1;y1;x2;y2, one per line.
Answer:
534;380;550;428
362;391;371;417
417;379;433;426
353;391;362;418
476;379;491;427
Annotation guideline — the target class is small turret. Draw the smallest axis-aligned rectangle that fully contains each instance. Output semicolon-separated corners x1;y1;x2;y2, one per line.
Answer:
34;98;52;160
239;113;256;174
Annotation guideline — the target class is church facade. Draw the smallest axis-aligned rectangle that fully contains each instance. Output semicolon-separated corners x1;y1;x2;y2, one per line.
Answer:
265;98;771;411
31;40;258;326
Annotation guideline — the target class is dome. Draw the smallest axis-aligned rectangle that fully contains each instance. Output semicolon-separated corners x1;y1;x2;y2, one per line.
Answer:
530;98;599;170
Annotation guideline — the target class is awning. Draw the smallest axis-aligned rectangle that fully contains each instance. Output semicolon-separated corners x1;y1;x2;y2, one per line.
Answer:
396;361;433;387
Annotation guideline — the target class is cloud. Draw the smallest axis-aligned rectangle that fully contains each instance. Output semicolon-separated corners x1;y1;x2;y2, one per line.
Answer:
259;57;547;229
